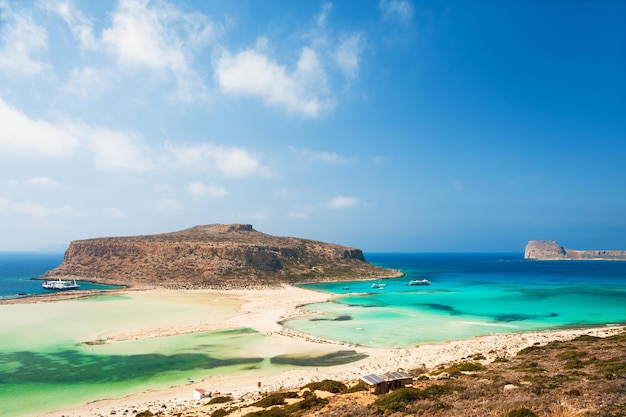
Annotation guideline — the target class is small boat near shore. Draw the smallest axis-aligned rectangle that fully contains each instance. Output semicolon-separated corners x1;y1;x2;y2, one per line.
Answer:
371;283;386;289
42;279;80;290
408;279;430;286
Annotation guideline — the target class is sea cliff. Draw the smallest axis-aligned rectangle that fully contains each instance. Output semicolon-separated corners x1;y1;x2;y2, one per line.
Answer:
524;240;626;260
44;224;399;287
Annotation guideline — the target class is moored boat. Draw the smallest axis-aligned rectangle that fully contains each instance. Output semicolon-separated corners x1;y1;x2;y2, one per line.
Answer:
371;283;386;289
42;279;80;290
408;279;430;286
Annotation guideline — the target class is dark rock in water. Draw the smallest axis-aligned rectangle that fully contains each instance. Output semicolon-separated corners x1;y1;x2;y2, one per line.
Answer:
44;224;399;288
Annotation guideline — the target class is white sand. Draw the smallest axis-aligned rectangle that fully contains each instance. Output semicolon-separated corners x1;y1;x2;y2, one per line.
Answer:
5;285;620;417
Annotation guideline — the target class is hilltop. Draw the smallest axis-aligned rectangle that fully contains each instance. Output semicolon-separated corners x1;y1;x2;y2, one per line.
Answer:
44;224;399;288
524;240;626;260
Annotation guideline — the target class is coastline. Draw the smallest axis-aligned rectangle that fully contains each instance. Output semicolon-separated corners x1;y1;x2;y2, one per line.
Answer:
2;285;622;417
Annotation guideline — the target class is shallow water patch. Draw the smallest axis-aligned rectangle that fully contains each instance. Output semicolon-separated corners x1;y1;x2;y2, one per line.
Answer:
270;350;368;366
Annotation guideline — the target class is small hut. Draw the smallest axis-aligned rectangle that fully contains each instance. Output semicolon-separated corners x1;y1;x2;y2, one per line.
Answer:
193;388;209;400
382;371;413;390
360;371;413;395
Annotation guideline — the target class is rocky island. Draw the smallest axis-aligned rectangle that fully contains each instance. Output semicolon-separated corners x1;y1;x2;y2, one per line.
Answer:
44;224;400;287
524;240;626;260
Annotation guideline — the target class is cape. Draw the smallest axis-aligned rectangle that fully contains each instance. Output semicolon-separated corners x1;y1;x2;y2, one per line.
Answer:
44;224;400;287
524;240;626;260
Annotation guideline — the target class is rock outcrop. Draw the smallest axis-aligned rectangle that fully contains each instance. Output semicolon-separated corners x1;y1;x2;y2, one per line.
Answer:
44;224;400;287
524;240;626;260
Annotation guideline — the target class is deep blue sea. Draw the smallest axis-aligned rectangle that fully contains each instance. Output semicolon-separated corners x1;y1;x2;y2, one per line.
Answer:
0;252;120;299
287;252;626;347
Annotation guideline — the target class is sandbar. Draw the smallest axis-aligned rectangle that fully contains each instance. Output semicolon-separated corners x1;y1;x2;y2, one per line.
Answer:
2;285;622;417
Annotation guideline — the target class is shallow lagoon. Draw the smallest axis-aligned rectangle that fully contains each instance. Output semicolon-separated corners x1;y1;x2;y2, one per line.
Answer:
286;253;626;347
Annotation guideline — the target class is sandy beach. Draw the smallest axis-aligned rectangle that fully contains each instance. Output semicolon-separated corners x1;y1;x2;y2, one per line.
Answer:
3;285;623;417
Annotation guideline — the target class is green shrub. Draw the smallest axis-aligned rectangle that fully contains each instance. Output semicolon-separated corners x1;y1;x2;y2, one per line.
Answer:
341;381;368;393
440;361;484;375
208;396;233;405
251;393;290;408
371;388;423;412
303;379;347;393
284;394;328;414
211;408;230;417
243;408;288;417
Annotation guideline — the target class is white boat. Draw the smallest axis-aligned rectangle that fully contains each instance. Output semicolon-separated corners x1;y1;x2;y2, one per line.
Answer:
371;283;386;289
42;279;80;290
408;279;430;286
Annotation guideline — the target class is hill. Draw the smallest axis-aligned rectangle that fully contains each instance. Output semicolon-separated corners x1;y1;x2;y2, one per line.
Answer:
44;224;400;287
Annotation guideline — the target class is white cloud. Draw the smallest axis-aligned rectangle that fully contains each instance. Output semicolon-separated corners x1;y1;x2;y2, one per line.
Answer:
0;197;81;217
186;182;228;198
89;128;154;172
0;2;48;77
26;176;60;189
215;46;334;117
44;0;98;50
165;142;268;178
326;195;360;209
100;0;212;102
290;146;348;166
0;98;79;157
335;33;364;81
380;0;414;25
63;66;111;97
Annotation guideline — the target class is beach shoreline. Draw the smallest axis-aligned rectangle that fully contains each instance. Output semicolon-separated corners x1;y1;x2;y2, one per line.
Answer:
3;285;624;417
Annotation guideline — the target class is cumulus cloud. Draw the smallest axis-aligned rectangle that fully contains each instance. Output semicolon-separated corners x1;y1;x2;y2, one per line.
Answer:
335;33;364;81
0;2;49;77
26;177;60;189
88;128;154;172
63;66;111;97
326;195;360;209
100;0;212;101
290;146;348;166
0;98;79;157
165;142;268;178
0;197;81;217
214;46;334;117
186;182;228;198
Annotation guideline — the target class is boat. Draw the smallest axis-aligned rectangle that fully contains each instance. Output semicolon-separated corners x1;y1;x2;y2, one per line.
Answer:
42;279;80;290
408;279;430;286
371;283;386;289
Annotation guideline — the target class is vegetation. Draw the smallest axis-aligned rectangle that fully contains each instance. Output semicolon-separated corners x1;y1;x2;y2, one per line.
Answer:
302;379;347;393
167;330;626;417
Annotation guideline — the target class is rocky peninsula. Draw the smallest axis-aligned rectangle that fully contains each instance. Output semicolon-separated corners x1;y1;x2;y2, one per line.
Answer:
524;240;626;260
44;224;400;287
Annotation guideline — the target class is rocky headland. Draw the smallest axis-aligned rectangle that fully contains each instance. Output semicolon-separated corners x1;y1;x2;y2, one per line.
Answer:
524;240;626;260
44;224;400;288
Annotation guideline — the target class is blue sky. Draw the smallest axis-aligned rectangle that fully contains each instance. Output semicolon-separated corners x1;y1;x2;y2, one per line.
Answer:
0;0;624;252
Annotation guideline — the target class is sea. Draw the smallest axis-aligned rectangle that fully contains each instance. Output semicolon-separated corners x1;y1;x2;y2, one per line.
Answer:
1;252;626;416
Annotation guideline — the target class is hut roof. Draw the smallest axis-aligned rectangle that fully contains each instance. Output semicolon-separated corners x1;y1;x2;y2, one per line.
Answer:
360;374;385;385
382;371;412;381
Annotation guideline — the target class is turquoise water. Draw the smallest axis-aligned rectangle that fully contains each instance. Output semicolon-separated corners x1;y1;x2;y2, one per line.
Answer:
2;252;626;416
286;253;626;347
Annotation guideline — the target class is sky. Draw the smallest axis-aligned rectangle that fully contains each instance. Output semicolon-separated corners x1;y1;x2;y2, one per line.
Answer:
0;0;625;253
